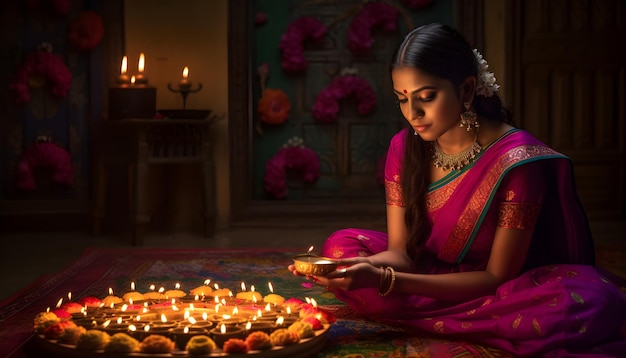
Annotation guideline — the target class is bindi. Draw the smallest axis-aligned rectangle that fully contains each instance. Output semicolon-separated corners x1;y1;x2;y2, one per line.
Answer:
403;89;407;94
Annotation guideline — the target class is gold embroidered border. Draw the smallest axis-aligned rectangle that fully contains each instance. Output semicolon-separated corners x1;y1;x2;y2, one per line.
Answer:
498;202;542;229
385;177;404;207
439;145;560;263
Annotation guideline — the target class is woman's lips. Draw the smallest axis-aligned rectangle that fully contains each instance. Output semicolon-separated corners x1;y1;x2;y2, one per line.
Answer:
413;125;429;133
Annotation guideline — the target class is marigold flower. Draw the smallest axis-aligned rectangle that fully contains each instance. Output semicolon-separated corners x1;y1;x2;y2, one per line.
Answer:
257;88;292;125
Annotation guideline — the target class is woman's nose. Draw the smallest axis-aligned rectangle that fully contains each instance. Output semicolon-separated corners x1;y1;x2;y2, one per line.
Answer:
409;104;425;120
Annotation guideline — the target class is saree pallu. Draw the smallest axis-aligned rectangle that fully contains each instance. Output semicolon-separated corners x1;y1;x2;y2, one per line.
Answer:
321;129;626;356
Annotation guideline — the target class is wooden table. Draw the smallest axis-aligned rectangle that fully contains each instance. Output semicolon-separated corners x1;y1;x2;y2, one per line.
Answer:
92;118;216;245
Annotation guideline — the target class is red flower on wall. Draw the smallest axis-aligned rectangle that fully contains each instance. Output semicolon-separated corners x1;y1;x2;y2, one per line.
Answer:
279;16;327;73
257;88;292;125
9;47;72;104
17;140;74;191
68;10;105;51
348;1;398;56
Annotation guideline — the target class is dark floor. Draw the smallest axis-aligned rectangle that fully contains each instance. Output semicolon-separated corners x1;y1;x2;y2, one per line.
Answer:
0;219;624;303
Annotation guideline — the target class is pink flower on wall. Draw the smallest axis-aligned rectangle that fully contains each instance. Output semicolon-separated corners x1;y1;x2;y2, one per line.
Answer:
401;0;434;10
279;16;327;73
312;74;377;124
68;10;104;51
348;1;399;56
264;138;320;199
9;48;72;104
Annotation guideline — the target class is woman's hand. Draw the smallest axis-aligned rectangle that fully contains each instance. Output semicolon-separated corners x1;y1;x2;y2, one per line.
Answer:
316;262;380;291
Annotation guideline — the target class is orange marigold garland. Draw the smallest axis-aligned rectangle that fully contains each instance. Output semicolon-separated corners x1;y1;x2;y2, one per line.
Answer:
9;44;72;104
257;88;292;126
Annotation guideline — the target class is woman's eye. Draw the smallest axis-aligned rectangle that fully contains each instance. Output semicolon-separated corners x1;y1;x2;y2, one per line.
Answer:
396;98;408;105
419;94;435;102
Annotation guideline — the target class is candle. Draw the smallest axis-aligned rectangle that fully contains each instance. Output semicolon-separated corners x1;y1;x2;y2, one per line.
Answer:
210;323;245;348
179;66;191;88
171;326;209;350
135;53;148;85
116;56;129;85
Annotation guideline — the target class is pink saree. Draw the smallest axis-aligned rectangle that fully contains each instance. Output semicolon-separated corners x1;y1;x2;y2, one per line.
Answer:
322;129;626;356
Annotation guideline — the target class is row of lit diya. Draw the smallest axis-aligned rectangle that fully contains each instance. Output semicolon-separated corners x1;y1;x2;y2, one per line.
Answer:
34;280;335;355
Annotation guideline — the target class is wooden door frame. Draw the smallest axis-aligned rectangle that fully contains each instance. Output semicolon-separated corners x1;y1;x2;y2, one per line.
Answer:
227;0;484;224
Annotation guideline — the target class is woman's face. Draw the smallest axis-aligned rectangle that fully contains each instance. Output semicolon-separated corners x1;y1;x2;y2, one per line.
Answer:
391;66;463;142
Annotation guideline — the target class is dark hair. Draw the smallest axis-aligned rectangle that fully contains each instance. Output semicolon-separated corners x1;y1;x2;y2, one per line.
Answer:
391;23;513;265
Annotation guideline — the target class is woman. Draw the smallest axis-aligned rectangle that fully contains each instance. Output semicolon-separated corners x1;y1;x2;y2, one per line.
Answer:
289;23;625;356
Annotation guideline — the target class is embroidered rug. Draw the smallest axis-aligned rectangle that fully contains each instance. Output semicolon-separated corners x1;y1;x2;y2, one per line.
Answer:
1;246;623;358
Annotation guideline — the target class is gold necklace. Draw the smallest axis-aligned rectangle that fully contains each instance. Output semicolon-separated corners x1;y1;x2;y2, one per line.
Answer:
431;138;482;171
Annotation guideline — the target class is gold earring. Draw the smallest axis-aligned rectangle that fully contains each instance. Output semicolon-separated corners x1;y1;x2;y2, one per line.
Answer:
459;102;479;131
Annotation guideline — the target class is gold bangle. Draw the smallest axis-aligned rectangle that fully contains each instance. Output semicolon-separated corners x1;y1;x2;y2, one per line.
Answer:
380;267;396;297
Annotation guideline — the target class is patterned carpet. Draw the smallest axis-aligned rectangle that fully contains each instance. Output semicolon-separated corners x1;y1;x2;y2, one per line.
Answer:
0;245;623;358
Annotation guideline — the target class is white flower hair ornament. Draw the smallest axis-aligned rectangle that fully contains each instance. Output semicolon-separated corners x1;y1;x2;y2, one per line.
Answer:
473;49;500;97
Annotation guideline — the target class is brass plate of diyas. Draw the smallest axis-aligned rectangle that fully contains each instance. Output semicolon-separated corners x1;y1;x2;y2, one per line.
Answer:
293;254;338;276
34;324;330;357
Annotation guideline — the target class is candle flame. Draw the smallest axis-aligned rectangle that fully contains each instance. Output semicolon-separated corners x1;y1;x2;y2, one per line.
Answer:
175;282;180;290
214;283;219;290
189;303;195;311
245;321;251;330
138;53;145;73
158;287;165;293
117;317;123;324
129;298;133;305
241;282;246;292
121;304;128;312
202;312;208;320
109;287;113;295
131;282;135;291
311;298;318;307
268;282;274;293
265;303;271;311
184;326;189;334
103;320;111;328
182;66;189;79
222;314;231;320
129;325;136;331
161;314;167;323
121;56;127;74
150;284;155;291
144;325;150;332
204;279;210;285
131;76;136;84
307;246;314;254
56;298;63;308
276;316;284;325
188;317;197;324
286;306;292;314
251;285;255;292
257;309;262;317
233;307;239;315
220;323;226;334
253;295;257;304
67;292;72;301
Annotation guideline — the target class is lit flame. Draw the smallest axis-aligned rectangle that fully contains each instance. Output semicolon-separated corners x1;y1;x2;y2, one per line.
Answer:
245;321;251;330
131;76;136;84
131;282;135;291
103;320;111;328
214;283;220;290
117;317;123;324
232;307;239;315
251;285;255;292
182;66;189;79
202;312;208;320
149;284;155;291
241;282;246;292
158;287;165;293
188;317;197;324
56;298;63;308
222;314;231;320
311;298;318;308
286;306;292;315
189;303;195;311
307;246;314;254
265;303;271;312
144;325;150;332
120;56;127;74
257;309;262;318
184;326;189;334
220;323;226;334
175;282;180;290
67;292;72;301
138;53;145;73
129;298;133;305
268;282;274;293
276;316;284;325
161;314;167;323
108;288;113;296
129;325;136;331
121;304;128;312
204;279;210;286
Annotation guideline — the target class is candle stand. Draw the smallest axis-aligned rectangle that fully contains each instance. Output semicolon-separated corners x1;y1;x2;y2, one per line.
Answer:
167;82;203;109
